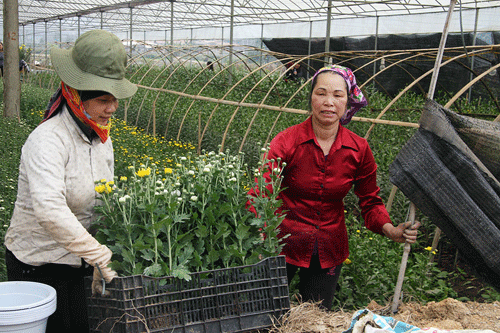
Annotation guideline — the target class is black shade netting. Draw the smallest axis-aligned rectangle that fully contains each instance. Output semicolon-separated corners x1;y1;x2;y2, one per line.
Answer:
389;99;500;291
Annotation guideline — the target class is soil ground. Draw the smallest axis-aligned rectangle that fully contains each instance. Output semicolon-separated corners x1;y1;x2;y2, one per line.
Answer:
270;237;500;333
270;299;500;333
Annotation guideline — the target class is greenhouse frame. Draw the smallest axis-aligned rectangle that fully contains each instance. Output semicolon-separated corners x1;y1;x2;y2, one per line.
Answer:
2;0;500;307
2;1;500;51
1;0;499;138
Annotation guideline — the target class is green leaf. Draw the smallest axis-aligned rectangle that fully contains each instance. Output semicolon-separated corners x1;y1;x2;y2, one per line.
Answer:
143;263;163;277
121;249;137;265
195;225;208;238
172;266;192;281
235;224;250;240
141;251;154;262
208;249;219;265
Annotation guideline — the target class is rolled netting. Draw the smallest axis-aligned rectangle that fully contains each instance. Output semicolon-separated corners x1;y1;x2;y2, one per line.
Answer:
390;99;500;291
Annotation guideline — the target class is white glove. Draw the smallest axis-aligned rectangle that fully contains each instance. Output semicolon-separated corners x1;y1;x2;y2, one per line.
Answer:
66;230;118;295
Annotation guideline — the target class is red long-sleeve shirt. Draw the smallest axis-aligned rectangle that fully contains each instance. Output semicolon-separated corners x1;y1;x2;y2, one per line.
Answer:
266;117;392;268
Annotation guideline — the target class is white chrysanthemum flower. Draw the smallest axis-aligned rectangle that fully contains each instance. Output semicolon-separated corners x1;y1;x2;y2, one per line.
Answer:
180;156;187;161
203;167;210;173
190;195;198;202
188;170;195;175
229;177;237;182
118;195;131;203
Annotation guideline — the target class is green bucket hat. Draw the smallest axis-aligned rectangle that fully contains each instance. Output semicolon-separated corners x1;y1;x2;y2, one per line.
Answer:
50;30;137;99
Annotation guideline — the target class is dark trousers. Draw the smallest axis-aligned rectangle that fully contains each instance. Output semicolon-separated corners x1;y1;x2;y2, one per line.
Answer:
286;254;342;311
6;248;93;333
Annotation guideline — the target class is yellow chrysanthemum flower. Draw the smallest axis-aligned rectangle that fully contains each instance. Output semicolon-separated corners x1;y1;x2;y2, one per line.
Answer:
136;167;151;177
344;258;352;265
95;184;106;193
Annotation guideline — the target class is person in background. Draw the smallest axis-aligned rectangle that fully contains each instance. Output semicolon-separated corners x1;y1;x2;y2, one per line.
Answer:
284;61;305;82
253;65;420;310
4;29;137;332
19;59;30;74
207;60;214;71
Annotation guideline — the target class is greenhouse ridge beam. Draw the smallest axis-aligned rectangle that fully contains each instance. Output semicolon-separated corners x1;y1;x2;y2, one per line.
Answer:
20;0;169;25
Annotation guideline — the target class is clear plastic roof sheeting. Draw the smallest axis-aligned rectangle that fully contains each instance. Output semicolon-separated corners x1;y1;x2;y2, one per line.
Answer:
2;0;499;43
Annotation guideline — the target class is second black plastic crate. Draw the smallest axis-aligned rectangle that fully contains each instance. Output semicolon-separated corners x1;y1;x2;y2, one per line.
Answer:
86;255;290;333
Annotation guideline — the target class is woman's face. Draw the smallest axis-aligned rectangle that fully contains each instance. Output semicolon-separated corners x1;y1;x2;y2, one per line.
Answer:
83;94;118;126
310;72;348;127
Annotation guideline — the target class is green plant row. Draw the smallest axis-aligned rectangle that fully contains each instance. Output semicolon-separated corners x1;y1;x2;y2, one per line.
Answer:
2;81;500;309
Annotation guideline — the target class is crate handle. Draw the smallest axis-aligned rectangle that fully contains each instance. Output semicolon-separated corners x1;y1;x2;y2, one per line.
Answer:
95;263;106;296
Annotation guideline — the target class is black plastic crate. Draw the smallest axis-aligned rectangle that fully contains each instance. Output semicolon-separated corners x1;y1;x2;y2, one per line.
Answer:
85;256;290;333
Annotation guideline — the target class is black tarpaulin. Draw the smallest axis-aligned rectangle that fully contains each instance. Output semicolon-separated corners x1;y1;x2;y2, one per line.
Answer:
389;99;500;291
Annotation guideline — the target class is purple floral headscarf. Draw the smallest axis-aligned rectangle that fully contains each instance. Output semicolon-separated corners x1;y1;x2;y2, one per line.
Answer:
311;64;368;125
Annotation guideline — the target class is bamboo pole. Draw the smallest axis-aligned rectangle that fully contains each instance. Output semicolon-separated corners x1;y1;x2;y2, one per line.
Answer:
391;203;416;313
136;84;419;129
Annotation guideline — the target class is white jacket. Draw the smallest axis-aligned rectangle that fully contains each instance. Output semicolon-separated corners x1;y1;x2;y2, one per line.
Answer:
5;105;114;267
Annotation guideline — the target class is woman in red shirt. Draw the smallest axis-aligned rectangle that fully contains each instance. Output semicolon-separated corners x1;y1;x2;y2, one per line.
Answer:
263;65;420;310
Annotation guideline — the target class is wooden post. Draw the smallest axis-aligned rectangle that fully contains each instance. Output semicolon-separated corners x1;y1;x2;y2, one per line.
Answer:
3;0;21;120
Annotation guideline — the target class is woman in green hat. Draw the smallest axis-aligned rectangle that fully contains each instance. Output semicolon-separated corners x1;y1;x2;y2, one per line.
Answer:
4;29;137;332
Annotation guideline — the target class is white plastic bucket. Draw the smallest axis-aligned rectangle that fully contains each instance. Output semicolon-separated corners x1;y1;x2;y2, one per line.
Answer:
0;281;57;333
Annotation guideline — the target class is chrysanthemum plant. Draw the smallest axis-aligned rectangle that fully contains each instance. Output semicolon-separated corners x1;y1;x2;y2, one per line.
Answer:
92;147;287;280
